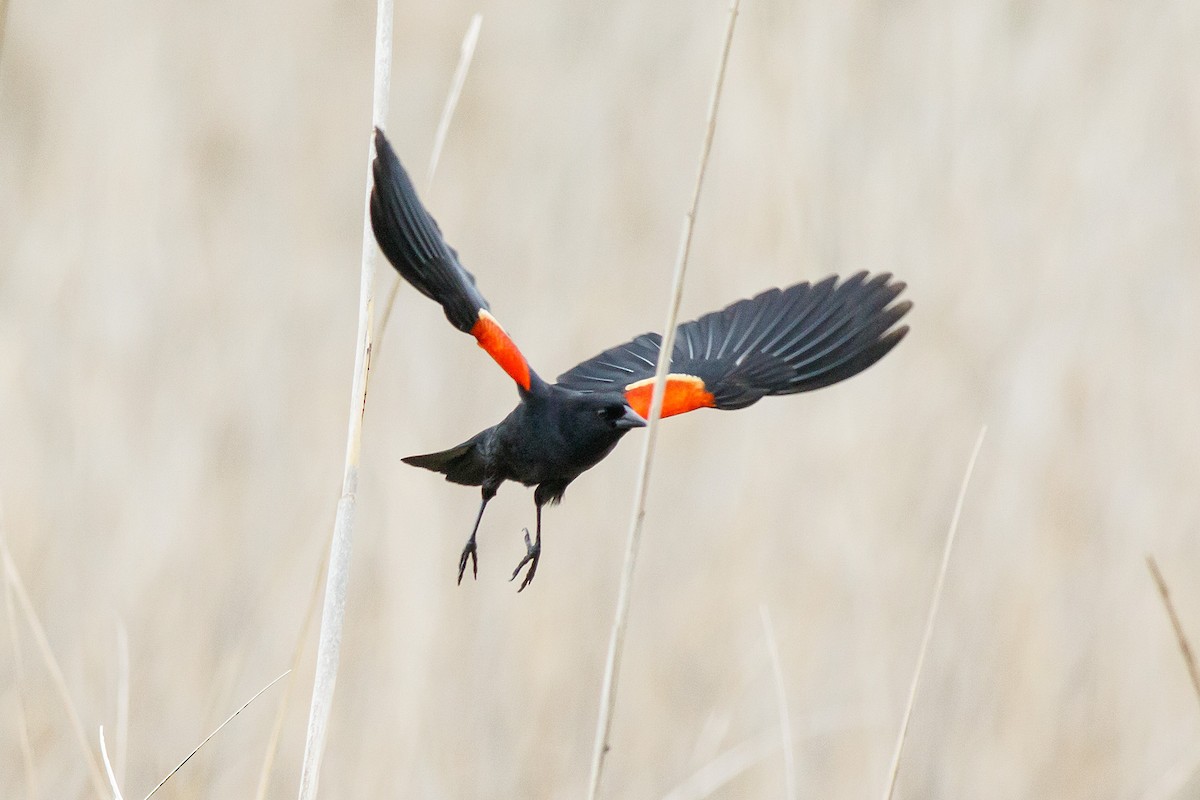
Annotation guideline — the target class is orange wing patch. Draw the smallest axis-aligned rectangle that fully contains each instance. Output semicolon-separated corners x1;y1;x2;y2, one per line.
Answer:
470;310;532;391
624;374;716;419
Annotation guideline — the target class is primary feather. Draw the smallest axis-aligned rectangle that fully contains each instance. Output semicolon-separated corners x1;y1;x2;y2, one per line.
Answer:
556;272;911;410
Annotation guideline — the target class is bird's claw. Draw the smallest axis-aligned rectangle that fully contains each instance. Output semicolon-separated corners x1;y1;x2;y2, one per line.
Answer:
509;528;541;592
457;537;478;585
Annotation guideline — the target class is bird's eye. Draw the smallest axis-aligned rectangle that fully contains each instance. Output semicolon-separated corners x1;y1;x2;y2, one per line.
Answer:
597;405;622;421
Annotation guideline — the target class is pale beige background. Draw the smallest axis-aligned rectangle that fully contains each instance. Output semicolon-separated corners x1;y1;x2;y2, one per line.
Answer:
2;0;1199;797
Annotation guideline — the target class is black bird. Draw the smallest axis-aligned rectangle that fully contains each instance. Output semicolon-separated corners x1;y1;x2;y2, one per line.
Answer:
369;128;911;590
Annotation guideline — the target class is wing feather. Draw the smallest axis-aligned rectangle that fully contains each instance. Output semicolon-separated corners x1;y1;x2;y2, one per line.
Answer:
370;128;536;391
556;272;910;415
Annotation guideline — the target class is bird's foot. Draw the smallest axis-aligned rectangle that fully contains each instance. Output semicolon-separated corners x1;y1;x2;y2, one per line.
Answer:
457;536;478;585
509;528;541;592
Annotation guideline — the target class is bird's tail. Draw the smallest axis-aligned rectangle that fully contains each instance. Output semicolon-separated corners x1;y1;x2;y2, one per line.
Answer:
402;430;491;487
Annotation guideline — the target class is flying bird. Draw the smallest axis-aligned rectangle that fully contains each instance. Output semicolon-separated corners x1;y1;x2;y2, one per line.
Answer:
369;127;911;590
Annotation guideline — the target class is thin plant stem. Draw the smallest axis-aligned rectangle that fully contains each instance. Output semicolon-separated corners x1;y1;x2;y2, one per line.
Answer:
99;726;125;800
0;532;109;798
269;18;481;797
377;275;403;367
660;731;778;800
2;531;38;800
1138;743;1200;800
883;425;988;800
1146;555;1200;708
115;620;130;789
376;13;483;361
295;0;392;795
759;605;796;800
0;0;9;71
253;548;328;800
143;671;289;800
428;13;482;186
587;2;741;797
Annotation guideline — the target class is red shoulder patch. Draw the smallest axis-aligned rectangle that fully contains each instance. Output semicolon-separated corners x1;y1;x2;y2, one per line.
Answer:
470;310;532;391
624;374;715;419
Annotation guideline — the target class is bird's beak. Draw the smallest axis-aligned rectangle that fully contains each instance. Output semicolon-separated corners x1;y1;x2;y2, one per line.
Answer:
615;407;647;429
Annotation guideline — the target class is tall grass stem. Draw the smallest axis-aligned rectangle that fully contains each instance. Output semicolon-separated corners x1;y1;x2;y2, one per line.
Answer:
376;13;483;361
759;605;796;800
1146;555;1200;708
114;620;130;789
660;731;778;800
254;548;328;800
586;2;740;796
144;671;289;799
98;726;124;800
883;425;987;799
1;528;108;798
2;515;38;799
295;0;392;795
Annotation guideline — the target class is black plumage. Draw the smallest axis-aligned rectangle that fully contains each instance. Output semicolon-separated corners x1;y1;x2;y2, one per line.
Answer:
369;127;911;590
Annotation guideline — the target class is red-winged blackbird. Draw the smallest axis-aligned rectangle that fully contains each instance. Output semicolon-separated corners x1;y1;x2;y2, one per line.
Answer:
370;127;911;590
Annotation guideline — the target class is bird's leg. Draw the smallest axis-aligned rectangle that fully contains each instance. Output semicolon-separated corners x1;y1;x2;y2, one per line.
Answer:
510;504;543;592
458;488;495;584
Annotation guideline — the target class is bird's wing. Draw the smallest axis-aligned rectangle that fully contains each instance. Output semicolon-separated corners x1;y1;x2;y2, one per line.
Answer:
556;272;911;418
370;128;534;392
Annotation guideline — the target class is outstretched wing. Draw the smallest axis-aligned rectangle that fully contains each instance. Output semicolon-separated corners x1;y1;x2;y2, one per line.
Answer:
370;128;534;392
556;272;911;418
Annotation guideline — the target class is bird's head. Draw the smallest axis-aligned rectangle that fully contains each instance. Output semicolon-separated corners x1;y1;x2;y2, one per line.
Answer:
581;392;647;432
535;387;648;473
547;390;646;471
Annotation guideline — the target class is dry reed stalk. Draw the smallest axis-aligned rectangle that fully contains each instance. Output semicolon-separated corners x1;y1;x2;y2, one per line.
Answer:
1139;743;1200;800
1146;555;1200;708
294;11;483;795
660;731;779;800
586;2;740;796
1139;555;1200;799
883;425;987;800
2;534;38;799
759;605;797;799
253;548;328;800
98;726;124;800
141;671;289;800
114;620;130;788
1;532;109;798
376;13;482;360
428;14;482;186
0;0;9;66
293;0;392;795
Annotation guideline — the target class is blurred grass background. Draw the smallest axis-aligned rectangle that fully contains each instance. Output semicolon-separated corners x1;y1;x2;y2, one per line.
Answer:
3;0;1200;797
